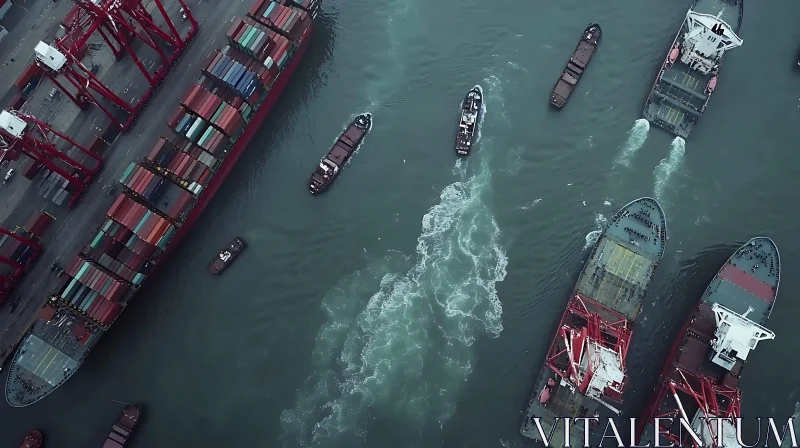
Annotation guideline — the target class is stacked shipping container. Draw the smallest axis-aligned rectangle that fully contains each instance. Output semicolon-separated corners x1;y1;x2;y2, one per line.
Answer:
54;256;127;325
43;0;320;328
248;0;313;42
119;162;195;223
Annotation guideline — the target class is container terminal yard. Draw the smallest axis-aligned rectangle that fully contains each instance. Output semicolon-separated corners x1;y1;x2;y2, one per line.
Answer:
0;0;317;402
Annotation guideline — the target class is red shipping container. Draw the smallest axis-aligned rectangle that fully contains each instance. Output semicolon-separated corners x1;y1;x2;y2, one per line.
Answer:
100;302;122;325
227;19;244;40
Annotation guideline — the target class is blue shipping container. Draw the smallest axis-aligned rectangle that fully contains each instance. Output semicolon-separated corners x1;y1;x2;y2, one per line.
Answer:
222;62;239;84
244;78;258;98
213;56;232;78
231;66;248;88
235;72;252;93
231;64;246;86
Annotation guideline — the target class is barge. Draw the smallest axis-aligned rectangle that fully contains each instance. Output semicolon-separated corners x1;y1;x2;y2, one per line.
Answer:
520;197;667;446
208;237;246;275
102;404;142;448
636;238;779;447
308;113;372;194
455;85;482;156
550;23;601;108
5;0;322;407
643;0;743;138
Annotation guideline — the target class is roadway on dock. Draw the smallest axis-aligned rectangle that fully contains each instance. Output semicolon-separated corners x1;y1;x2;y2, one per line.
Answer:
0;0;258;369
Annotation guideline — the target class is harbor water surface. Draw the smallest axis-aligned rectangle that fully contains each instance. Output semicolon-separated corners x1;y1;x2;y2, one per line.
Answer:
2;0;800;446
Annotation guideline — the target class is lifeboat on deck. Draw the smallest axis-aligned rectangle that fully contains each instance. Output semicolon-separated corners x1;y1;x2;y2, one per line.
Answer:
705;75;717;94
666;44;680;67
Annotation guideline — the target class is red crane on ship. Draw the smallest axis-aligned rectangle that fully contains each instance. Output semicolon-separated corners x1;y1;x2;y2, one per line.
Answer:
543;293;632;411
0;109;101;206
36;0;198;131
654;369;742;448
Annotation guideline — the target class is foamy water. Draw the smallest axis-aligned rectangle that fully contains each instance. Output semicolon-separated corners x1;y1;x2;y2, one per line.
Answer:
653;137;686;202
280;75;507;447
615;119;650;167
583;213;608;250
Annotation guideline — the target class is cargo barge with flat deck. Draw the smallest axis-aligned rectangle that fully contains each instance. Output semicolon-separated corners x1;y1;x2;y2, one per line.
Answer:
5;0;321;407
520;197;667;446
643;0;743;138
636;237;779;447
308;113;371;194
102;404;141;448
550;23;601;108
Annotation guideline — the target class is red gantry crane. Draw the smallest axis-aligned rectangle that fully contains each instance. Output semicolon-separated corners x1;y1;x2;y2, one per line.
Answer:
35;0;198;131
0;109;101;207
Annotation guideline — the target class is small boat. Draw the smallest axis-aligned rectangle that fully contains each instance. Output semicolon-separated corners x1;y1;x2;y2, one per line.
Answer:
308;113;372;194
207;237;246;275
19;431;42;448
102;404;141;448
455;85;483;156
550;23;601;108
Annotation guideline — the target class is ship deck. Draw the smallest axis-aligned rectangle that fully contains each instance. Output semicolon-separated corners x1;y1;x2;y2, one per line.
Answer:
521;370;618;446
643;0;742;138
6;305;102;406
702;237;779;325
575;197;666;321
692;0;743;34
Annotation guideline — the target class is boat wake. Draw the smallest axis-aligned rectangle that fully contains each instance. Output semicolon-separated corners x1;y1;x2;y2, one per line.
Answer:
280;95;507;447
653;137;686;202
583;213;608;250
614;119;650;167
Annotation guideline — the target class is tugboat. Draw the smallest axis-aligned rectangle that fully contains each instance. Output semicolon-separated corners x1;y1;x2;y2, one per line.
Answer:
207;237;246;275
643;0;743;138
455;85;483;156
19;430;42;448
102;404;142;447
308;113;372;194
520;197;667;446
636;238;779;447
550;23;601;108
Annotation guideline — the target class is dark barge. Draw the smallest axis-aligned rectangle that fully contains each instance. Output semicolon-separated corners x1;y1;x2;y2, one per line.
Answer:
207;237;246;275
636;238;779;447
455;85;483;156
520;197;667;446
19;430;42;448
308;113;372;194
550;23;601;108
102;404;142;448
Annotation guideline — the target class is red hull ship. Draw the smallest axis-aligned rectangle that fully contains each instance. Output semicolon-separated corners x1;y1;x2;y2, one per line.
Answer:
101;404;141;448
636;237;779;447
6;0;321;407
521;197;667;446
19;430;42;448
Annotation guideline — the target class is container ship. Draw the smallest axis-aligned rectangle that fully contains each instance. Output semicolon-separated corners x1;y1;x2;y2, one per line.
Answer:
5;0;321;407
520;197;667;446
643;0;743;138
636;237;779;447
